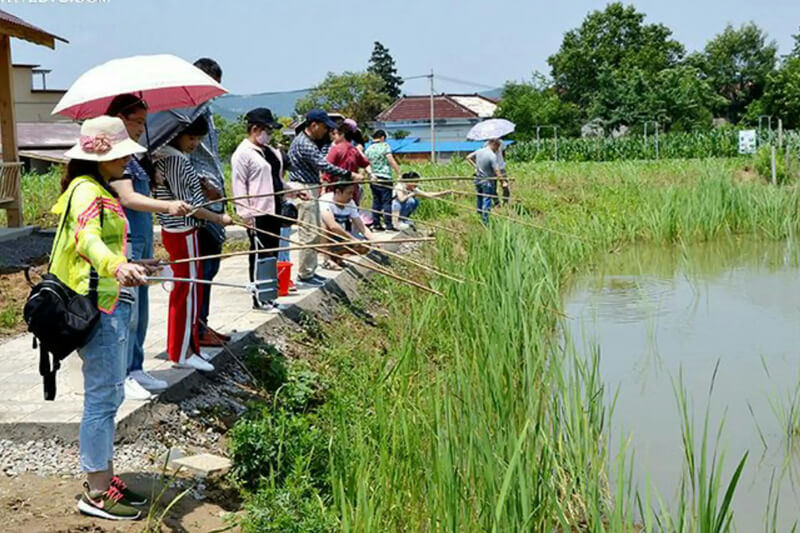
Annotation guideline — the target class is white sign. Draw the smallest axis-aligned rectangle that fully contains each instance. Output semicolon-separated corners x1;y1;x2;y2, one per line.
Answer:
739;130;757;154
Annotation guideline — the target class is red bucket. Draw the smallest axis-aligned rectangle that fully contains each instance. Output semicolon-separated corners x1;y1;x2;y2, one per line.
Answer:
277;261;293;297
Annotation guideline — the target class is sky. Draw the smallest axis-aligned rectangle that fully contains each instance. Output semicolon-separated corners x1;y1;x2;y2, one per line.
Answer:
4;0;800;96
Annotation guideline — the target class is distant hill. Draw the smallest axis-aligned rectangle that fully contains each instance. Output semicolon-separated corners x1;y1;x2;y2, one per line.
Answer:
211;89;310;121
212;86;504;121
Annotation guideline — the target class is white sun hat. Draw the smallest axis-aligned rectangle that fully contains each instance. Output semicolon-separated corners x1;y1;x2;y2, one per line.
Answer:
64;116;147;162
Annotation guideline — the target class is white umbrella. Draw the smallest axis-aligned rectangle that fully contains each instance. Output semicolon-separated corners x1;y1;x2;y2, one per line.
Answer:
52;54;227;119
466;118;516;141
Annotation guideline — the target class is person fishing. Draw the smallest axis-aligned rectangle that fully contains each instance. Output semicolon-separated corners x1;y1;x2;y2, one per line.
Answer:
105;93;192;399
153;115;233;372
319;181;377;269
231;107;285;310
50;116;153;520
287;109;352;287
466;138;503;224
391;171;452;229
365;129;401;231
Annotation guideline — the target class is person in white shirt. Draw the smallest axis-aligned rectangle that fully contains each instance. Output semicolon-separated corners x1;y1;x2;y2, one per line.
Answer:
319;182;376;269
392;171;452;229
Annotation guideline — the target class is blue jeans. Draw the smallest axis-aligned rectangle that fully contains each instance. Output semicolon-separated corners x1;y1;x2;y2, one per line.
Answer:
278;226;292;262
370;179;393;228
392;197;419;220
197;227;222;335
475;181;496;224
78;301;131;472
127;233;152;373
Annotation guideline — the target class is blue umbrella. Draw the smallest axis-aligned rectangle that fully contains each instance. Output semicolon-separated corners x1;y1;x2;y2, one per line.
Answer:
140;102;209;152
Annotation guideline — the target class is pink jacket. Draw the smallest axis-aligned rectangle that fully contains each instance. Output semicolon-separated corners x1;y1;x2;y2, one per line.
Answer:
231;138;280;221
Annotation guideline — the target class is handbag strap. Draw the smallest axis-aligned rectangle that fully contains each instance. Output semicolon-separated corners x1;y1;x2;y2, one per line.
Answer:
49;178;104;305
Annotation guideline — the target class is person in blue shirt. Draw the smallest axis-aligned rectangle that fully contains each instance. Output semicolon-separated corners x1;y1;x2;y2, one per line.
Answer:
106;94;191;399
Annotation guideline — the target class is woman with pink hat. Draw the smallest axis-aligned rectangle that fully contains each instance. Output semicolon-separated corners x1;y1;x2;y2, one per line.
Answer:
49;116;153;520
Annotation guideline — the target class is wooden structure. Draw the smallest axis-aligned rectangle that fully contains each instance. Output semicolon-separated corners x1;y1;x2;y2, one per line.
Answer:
0;10;66;227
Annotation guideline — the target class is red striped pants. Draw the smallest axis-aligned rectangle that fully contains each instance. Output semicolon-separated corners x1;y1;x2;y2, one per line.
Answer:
161;228;203;364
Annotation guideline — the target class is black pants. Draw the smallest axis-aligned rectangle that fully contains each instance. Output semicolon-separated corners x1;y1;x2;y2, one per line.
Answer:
370;180;393;228
248;214;282;302
197;226;223;335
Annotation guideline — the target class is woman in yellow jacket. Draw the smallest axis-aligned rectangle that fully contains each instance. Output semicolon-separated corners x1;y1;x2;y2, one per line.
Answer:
50;116;151;521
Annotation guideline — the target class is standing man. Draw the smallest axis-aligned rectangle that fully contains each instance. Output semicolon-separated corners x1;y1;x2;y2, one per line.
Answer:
287;109;352;287
191;57;230;346
466;139;503;224
365;129;401;231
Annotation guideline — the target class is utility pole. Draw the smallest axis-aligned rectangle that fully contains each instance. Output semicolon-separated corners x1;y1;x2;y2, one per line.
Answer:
429;69;435;164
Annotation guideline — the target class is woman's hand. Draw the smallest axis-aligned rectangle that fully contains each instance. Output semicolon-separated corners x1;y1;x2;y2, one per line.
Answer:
115;262;148;287
218;213;233;226
168;201;192;216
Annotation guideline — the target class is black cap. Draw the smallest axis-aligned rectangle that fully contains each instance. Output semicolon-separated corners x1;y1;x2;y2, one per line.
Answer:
245;108;282;129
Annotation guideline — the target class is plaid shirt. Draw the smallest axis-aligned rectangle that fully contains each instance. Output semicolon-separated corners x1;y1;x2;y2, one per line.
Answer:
287;131;349;184
189;107;226;242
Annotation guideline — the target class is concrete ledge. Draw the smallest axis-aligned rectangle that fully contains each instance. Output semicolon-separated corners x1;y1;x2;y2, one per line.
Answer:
0;230;413;442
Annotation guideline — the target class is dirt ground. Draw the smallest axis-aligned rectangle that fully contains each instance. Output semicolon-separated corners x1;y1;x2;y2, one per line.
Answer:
0;472;241;532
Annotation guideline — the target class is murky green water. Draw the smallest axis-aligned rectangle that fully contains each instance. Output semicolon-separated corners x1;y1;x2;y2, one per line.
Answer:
564;238;800;531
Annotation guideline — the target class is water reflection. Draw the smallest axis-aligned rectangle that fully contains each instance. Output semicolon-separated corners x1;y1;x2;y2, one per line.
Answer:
564;237;800;530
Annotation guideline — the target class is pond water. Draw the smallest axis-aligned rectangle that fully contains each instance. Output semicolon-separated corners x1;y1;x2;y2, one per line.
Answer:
564;238;800;531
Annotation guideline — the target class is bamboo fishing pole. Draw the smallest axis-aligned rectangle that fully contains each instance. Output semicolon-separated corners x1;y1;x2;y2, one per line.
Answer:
156;237;434;266
192;176;513;213
318;199;466;236
234;220;443;297
262;208;466;285
370;181;584;241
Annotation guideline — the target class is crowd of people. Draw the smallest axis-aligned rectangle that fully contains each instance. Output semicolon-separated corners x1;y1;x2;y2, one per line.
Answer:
44;56;468;520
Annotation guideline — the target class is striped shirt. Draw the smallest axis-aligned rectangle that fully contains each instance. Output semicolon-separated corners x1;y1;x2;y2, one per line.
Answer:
153;146;207;230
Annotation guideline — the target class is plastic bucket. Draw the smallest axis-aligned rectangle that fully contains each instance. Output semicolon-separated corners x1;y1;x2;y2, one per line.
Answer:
277;261;293;297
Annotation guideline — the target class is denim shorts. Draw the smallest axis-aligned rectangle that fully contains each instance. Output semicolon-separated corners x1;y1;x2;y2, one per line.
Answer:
77;301;131;472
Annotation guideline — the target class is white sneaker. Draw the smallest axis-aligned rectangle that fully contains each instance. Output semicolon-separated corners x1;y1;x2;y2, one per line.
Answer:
197;351;214;362
124;376;153;401
397;222;411;230
173;354;215;372
129;370;168;391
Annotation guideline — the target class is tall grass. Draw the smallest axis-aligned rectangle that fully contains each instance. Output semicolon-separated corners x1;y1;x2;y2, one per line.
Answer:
318;160;800;531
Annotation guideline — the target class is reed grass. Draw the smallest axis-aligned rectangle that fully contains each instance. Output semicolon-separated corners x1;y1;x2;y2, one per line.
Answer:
315;158;800;531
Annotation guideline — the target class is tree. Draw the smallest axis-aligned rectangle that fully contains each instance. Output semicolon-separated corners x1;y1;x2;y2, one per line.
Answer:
745;57;800;129
295;71;393;126
367;41;403;100
690;23;777;123
547;2;684;111
791;27;800;58
494;74;581;138
587;65;721;132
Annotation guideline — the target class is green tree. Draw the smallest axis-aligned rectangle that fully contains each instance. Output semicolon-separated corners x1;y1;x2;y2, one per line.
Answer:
367;41;403;100
294;71;393;126
690;23;777;123
792;27;800;57
547;2;684;111
588;65;721;132
745;57;800;129
494;74;581;138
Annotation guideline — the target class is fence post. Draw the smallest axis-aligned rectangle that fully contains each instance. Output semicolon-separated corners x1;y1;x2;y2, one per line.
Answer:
554;126;558;161
771;146;777;185
778;119;783;149
654;122;660;160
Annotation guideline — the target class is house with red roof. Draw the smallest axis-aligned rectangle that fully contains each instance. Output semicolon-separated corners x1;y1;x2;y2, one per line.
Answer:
374;93;498;143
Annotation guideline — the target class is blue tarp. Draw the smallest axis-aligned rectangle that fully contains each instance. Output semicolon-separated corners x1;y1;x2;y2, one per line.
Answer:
366;138;513;154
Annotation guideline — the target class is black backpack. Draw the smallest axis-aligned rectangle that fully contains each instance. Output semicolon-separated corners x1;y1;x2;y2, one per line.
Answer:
23;183;101;400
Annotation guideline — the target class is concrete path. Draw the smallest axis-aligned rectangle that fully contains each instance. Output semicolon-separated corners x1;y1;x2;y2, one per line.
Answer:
0;230;401;441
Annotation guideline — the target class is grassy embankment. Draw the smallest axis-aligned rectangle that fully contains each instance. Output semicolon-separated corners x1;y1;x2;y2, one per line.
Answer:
225;157;800;531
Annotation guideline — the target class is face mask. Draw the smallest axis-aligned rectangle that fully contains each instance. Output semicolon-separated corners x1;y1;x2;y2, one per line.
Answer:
257;130;272;145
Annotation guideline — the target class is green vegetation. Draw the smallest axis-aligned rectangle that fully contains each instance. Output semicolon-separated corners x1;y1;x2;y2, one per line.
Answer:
229;158;799;531
0;166;62;228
